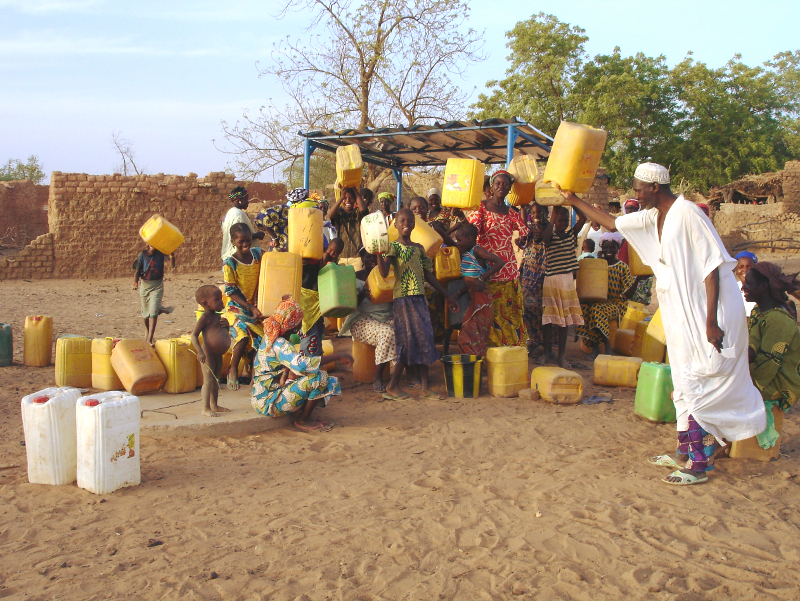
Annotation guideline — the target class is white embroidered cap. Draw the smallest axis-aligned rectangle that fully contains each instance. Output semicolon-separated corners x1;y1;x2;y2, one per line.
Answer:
427;188;442;198
634;162;670;184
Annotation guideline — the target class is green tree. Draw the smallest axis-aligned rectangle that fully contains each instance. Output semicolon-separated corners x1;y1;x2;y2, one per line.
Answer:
470;12;587;135
0;155;45;184
282;152;338;192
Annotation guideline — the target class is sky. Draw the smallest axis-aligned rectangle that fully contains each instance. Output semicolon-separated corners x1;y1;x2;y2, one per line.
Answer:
1;0;798;182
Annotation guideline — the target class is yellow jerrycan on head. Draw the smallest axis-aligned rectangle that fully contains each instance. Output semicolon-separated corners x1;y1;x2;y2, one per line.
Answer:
288;206;324;260
139;215;184;255
506;155;540;207
336;145;363;190
542;121;607;194
441;158;484;210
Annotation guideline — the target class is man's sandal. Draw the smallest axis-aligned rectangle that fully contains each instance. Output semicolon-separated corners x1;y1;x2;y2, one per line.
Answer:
661;470;708;486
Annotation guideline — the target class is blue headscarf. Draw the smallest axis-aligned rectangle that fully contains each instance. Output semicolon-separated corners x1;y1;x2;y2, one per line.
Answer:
734;251;758;264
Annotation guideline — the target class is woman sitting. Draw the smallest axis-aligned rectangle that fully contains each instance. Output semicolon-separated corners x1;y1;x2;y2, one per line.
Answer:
251;297;352;432
742;262;800;449
577;232;635;358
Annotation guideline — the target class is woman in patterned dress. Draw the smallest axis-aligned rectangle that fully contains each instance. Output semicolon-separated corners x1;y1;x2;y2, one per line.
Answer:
577;232;635;358
467;171;529;347
519;203;548;356
251;298;352;432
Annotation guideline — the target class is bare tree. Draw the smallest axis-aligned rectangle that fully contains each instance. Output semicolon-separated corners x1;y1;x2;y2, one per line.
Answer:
111;131;143;176
218;0;485;182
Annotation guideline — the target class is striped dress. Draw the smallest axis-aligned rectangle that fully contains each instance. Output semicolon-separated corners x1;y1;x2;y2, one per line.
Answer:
542;229;584;327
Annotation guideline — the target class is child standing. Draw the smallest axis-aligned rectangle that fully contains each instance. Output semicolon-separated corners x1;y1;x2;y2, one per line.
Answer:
191;285;232;417
377;208;456;401
132;244;175;344
520;204;548;357
540;205;585;367
299;238;343;358
329;187;369;259
223;223;265;389
452;223;506;357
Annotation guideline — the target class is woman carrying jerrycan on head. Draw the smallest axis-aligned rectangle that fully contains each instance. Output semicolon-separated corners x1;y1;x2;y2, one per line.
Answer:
376;208;458;401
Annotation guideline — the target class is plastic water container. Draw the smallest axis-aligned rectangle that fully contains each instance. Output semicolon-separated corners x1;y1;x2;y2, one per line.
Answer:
110;339;167;395
441;355;482;398
638;321;666;363
154;338;197;394
729;405;784;462
21;387;82;485
55;336;92;388
506;155;540;207
628;245;653;277
612;329;635;356
91;337;124;391
351;339;389;383
534;181;570;206
174;334;204;388
619;302;649;330
139;214;184;255
288;206;324;260
576;258;608;302
647;308;666;345
361;212;389;254
434;247;461;284
257;251;303;316
24;315;53;367
441;158;484;210
593;355;643;388
367;266;395;304
531;367;583;404
486;346;529;398
630;320;647;358
76;392;140;494
336;145;363;189
388;214;443;260
318;263;358;318
542;122;608;194
445;279;470;329
634;362;675;422
0;323;12;367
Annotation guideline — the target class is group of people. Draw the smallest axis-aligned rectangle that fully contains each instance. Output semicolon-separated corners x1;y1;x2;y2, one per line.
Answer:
133;162;800;479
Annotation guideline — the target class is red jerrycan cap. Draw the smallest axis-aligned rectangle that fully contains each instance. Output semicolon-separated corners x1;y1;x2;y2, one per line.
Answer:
33;396;49;403
85;399;100;407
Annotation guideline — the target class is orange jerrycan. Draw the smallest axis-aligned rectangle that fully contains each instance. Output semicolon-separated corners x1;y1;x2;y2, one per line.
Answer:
336;145;363;189
110;339;167;395
729;406;784;462
139;215;184;255
367;266;395;304
506;155;540;207
24;315;53;367
258;252;303;316
441;158;484;210
388;215;443;260
542;122;607;194
434;247;461;284
288;207;324;260
576;258;608;302
628;245;653;277
92;338;124;391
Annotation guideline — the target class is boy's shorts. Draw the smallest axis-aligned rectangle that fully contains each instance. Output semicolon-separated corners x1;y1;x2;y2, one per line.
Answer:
140;279;164;318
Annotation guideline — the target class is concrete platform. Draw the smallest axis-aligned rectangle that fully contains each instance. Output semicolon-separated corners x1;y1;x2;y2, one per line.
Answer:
139;386;292;438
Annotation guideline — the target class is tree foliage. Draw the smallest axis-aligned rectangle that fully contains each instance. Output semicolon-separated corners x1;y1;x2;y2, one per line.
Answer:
471;13;799;191
0;155;45;184
219;0;484;182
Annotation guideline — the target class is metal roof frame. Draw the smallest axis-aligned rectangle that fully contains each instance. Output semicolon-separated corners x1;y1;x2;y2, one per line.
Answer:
298;118;553;206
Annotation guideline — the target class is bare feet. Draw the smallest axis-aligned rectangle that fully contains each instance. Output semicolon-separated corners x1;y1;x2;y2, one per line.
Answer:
202;408;218;417
294;420;333;433
210;405;230;413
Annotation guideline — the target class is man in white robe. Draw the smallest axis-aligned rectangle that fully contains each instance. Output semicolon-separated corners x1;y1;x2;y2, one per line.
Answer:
561;163;766;485
221;186;263;261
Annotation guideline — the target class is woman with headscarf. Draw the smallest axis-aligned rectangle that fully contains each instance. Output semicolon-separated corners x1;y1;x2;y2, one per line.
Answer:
378;192;396;225
467;170;529;347
250;298;352;432
735;250;758;316
577;232;636;357
428;187;465;233
742;261;800;450
255;187;309;252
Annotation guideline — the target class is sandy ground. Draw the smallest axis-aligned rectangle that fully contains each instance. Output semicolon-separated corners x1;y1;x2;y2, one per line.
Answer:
2;271;800;600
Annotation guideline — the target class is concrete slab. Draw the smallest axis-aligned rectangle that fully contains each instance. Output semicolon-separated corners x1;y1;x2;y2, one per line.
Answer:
138;386;291;438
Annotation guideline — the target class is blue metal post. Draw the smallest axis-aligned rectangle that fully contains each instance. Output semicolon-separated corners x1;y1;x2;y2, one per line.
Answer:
303;138;314;191
505;125;518;168
393;169;402;209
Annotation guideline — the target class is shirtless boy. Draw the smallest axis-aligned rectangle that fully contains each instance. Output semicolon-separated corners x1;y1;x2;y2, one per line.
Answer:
191;285;232;417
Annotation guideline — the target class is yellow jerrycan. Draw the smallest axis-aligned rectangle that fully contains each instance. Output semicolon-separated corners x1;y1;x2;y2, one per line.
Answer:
729;406;784;462
612;329;635;356
486;346;529;398
336;145;363;189
258;252;303;316
542;122;608;194
288;206;324;260
92;338;124;391
647;308;666;344
110;339;167;395
24;315;53;367
576;258;608;303
139;214;184;255
154;338;198;394
531;367;583;404
55;336;92;388
593;355;643;387
534;181;571;206
628;245;653;277
434;247;462;284
388;215;443;260
638;321;666;363
441;158;484;210
367;266;396;304
619;302;648;330
506;155;540;207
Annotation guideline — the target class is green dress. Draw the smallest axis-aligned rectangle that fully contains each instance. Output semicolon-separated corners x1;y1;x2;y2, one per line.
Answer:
748;307;800;409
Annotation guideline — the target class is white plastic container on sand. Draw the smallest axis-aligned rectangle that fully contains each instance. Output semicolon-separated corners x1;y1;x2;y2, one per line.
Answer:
21;387;82;485
76;391;141;495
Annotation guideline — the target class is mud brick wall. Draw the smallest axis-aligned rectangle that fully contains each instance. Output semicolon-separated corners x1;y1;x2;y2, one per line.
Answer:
783;161;800;215
0;233;55;280
582;168;610;211
48;171;239;279
0;180;50;246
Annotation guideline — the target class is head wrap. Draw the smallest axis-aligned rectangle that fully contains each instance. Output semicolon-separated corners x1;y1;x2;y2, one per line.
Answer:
378;192;396;204
427;188;441;198
751;262;800;304
735;251;758;264
633;162;670;184
696;203;710;217
262;298;304;348
622;199;640;215
490;170;515;185
599;232;624;247
230;187;248;202
286;188;309;205
308;191;322;201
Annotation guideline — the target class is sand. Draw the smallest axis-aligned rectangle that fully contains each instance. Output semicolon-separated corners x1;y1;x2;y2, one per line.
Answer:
1;271;800;600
